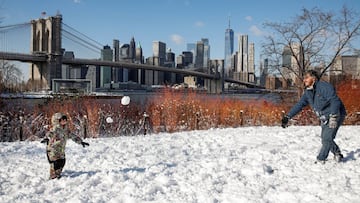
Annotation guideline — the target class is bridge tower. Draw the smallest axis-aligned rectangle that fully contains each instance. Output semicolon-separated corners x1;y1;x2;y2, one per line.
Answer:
30;14;62;90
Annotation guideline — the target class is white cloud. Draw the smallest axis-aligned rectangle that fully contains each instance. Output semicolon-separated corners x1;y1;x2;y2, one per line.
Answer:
74;0;81;3
194;21;205;27
171;34;184;45
245;16;253;21
249;25;265;36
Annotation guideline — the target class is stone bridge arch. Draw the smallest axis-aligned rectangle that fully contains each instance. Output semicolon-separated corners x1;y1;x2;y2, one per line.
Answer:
30;14;62;90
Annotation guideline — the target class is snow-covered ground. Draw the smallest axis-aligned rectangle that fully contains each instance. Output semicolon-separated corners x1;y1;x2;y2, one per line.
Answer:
1;126;360;203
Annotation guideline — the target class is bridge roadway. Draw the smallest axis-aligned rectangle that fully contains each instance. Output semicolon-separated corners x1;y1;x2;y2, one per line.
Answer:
0;51;263;88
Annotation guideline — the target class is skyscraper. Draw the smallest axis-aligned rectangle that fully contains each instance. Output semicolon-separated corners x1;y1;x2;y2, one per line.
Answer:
113;39;119;62
153;41;166;65
237;35;248;81
224;21;234;76
120;44;130;82
202;38;210;68
232;35;256;84
113;39;120;83
100;45;113;87
136;42;144;84
129;37;136;61
282;43;301;84
135;42;143;63
145;41;166;85
260;58;269;87
182;51;193;67
195;41;204;68
248;43;255;82
187;43;196;64
237;35;248;72
128;37;137;82
165;49;176;84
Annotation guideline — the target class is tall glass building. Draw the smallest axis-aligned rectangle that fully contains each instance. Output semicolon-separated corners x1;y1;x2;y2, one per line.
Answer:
224;23;234;76
202;38;210;68
187;43;196;64
100;45;113;87
195;41;204;68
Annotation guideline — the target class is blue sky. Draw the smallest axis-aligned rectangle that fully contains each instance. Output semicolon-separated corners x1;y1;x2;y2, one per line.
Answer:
1;0;360;78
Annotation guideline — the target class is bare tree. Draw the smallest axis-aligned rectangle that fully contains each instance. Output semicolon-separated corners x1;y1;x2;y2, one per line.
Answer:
262;6;360;97
0;60;22;91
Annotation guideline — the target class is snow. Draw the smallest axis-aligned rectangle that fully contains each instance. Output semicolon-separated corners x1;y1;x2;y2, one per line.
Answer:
1;126;360;203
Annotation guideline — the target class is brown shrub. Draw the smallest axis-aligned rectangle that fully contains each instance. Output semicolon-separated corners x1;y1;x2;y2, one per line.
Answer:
2;79;360;140
337;78;360;124
147;88;287;132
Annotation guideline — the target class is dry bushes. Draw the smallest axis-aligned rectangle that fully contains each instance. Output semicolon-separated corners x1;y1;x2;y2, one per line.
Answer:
337;79;360;124
2;79;360;140
35;96;143;137
147;89;285;132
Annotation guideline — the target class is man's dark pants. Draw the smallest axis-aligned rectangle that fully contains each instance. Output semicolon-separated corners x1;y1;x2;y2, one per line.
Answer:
317;115;345;161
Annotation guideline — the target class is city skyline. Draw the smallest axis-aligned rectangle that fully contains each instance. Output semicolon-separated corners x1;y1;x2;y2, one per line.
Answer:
1;0;360;79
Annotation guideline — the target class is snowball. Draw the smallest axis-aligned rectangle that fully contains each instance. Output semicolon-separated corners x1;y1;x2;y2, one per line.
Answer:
106;117;113;124
121;96;130;106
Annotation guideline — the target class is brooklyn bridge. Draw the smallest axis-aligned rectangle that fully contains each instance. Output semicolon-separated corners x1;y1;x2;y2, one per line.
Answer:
0;14;263;93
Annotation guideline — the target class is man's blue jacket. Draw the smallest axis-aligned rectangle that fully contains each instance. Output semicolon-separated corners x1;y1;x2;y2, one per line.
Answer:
287;80;346;120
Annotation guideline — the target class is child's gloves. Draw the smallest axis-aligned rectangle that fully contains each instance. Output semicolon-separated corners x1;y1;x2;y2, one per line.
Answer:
40;138;49;144
81;141;89;147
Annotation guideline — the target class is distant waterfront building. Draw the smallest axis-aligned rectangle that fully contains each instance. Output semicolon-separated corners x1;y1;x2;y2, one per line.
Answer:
100;45;113;87
62;51;74;79
340;55;360;77
120;44;130;60
282;43;301;85
85;65;97;92
237;35;248;82
182;51;193;67
145;41;166;85
166;49;175;65
231;35;255;84
113;39;120;62
207;59;224;93
135;42;144;63
260;58;269;87
195;41;204;68
248;43;255;82
176;55;184;68
61;51;89;81
129;37;136;61
202;38;210;68
164;49;176;84
136;42;144;84
224;21;234;76
153;41;166;65
187;43;196;64
331;55;360;82
128;37;138;82
113;39;121;83
120;43;130;82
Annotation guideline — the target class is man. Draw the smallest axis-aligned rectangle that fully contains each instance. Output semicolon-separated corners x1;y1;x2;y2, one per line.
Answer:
281;70;346;164
41;113;89;179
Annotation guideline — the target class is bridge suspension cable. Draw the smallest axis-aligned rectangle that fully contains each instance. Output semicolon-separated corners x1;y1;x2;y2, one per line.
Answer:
62;29;101;54
61;22;103;56
62;23;103;47
0;22;30;32
0;22;31;53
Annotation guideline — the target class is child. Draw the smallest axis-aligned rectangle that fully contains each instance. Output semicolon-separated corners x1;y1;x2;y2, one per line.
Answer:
41;112;89;179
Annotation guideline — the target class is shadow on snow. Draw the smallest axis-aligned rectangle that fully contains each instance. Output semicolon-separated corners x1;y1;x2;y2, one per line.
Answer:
343;148;360;162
